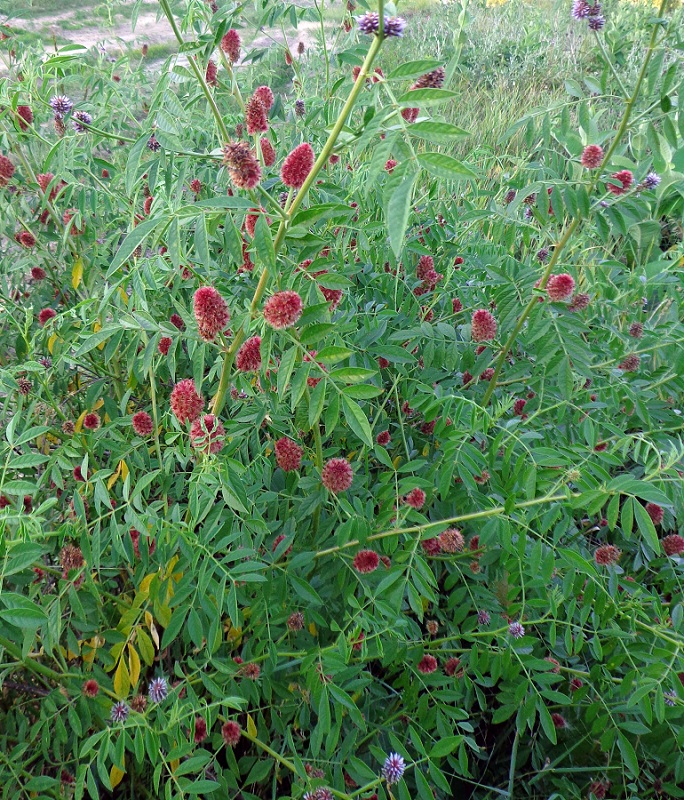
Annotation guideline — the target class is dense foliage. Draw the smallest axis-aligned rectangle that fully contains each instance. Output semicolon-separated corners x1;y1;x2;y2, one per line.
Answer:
1;1;684;798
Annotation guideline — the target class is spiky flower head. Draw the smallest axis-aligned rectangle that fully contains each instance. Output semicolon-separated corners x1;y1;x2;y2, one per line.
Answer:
471;309;497;341
383;17;406;37
275;437;303;472
295;99;305;117
0;153;15;185
645;503;664;525
356;11;379;34
411;67;445;90
253;85;275;111
546;273;575;302
222;721;241;746
132;411;154;436
508;621;525;639
260;138;276;167
642;171;660;189
281;142;315;189
382;753;406;784
536;247;550;264
111;701;130;723
477;610;491;626
263;290;303;329
663;534;684;557
619;354;640;372
606;170;633;195
170;379;204;424
223;141;262;190
571;0;591;20
221;29;241;62
438;528;464;553
321;457;353;493
580;144;603;169
190;414;226;455
595;544;621;565
417;654;438;674
72;110;92;133
50;95;73;117
193;286;230;341
587;14;605;30
147;134;160;152
148;676;168;703
353;550;380;574
568;292;590;312
628;321;643;338
236;336;262;372
245;95;268;136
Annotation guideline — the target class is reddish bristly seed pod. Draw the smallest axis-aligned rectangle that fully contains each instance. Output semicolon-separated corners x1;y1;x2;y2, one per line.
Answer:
321;457;353;493
404;488;426;509
444;657;461;676
221;721;241;747
377;357;389;369
16;104;33;130
16;230;36;248
223;141;262;190
438;528;464;553
170;313;185;331
260;137;276;167
205;59;218;86
0;153;15;186
287;611;305;630
281;142;315;189
546;273;575;302
82;679;99;697
221;29;241;62
595;544;621;566
263;290;303;329
417;654;438;674
63;209;85;235
245;95;268;135
619;354;640;372
158;336;172;355
376;430;390;445
662;534;684;556
236;335;262;372
401;107;419;124
471;309;497;342
189;178;202;194
385;158;397;173
275;437;303;472
452;298;463;313
580;144;604;169
253;85;274;111
629;321;643;338
143;196;153;215
353;550;380;574
83;412;101;430
39;308;57;327
170;379;204;424
645;503;664;525
606;169;633;195
132;411;154;436
193;286;230;341
194;716;208;744
190;414;225;455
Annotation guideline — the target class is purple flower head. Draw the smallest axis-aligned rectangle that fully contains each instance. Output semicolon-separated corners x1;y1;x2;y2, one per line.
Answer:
665;691;677;707
147;134;161;152
643;172;660;189
508;621;525;639
477;610;491;626
356;12;379;34
111;701;130;723
382;752;406;784
587;2;603;16
571;0;591;20
72;111;92;133
295;99;305;117
50;95;73;117
587;14;605;30
148;676;168;703
384;16;407;37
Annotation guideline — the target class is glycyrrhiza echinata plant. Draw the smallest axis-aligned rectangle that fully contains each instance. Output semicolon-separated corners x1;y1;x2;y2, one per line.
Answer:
1;0;684;798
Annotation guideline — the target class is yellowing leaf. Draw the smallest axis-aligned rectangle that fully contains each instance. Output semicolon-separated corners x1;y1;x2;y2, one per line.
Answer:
247;714;257;738
118;286;129;305
392;456;402;469
110;764;125;789
422;444;430;457
128;643;141;688
308;622;318;637
71;257;84;289
107;461;122;491
139;573;156;596
113;658;130;699
48;333;58;354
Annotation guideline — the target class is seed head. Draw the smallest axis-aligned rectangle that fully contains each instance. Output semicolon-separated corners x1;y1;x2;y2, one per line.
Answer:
245;95;268;135
236;335;262;372
376;430;391;445
663;534;684;557
83;412;101;430
404;488;426;509
132;411;153;436
281;142;315;189
606;170;633;196
221;29;241;62
275;437;303;472
189;178;202;194
205;59;218;86
193;286;230;341
0;153;15;186
438;528;464;552
411;67;445;90
645;503;664;525
190;414;225;455
131;694;147;713
417;654;438;674
16;231;36;248
568;292;590;312
295;99;305;117
444;657;461;676
580;144;604;169
628;322;643;338
546;273;575;302
170;379;204;424
253;85;274;111
16;105;32;131
471;309;497;341
619;354;640;372
223;141;262;189
158;336;172;355
287;611;305;630
194;716;208;743
60;543;85;571
260;138;276;166
263;290;303;329
321;457;353;493
353;550;380;574
83;679;99;697
401;107;419;124
594;544;621;566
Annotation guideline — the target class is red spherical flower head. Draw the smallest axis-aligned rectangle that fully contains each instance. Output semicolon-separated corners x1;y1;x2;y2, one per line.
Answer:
83;679;99;697
193;286;230;342
253;85;275;112
645;502;664;525
221;29;241;61
132;410;154;436
243;662;260;679
438;528;464;553
170;313;185;331
158;336;172;355
83;412;101;430
16;230;36;248
263;290;303;329
223;141;262;190
16;104;32;131
377;356;390;369
385;159;397;174
189;178;202;194
353;549;380;574
170;379;204;424
245;95;268;136
451;298;463;315
629;321;643;338
546;273;575;302
190;414;225;455
404;488;426;509
275;437;303;472
551;713;568;729
281;142;315;189
417;654;438;674
63;209;85;235
401;107;419;124
0;153;15;186
321;457;353;493
221;720;241;747
37;172;64;202
471;309;497;342
663;534;684;557
580;144;604;169
444;657;461;677
421;537;441;556
39;308;56;326
194;716;208;744
31;266;47;280
376;430;391;446
236;335;262;372
513;398;527;416
258;139;276;170
205;59;218;87
594;544;621;566
606;170;633;195
619;354;640;372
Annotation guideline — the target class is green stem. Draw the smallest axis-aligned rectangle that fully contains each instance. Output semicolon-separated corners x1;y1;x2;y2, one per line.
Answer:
507;729;520;799
593;30;629;100
481;3;669;407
